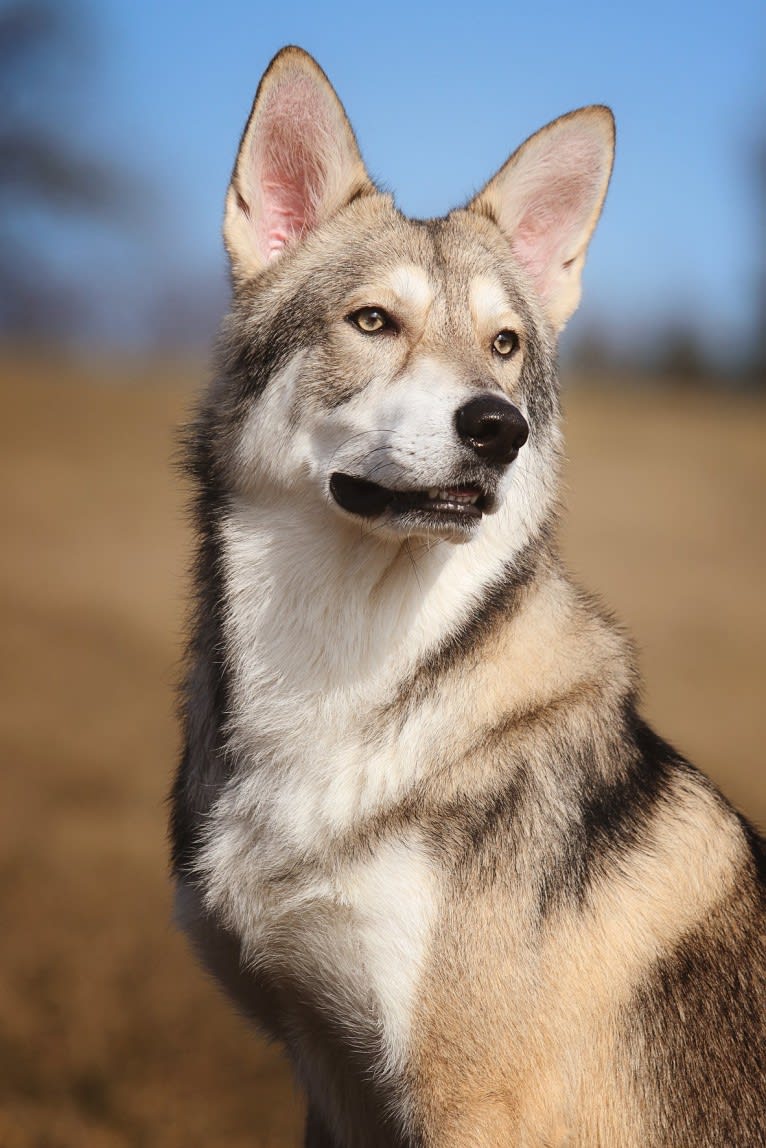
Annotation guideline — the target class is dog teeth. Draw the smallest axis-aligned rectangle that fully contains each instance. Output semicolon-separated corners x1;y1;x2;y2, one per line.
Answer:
424;487;481;505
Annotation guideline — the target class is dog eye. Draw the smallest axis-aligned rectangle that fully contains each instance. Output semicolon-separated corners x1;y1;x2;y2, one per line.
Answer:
348;307;391;334
492;330;520;357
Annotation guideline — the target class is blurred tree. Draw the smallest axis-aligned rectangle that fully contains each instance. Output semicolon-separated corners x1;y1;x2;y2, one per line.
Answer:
652;318;711;386
565;320;617;378
0;1;134;340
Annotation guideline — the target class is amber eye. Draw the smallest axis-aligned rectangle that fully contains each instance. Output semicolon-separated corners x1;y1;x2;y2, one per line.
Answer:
493;329;520;357
348;307;391;334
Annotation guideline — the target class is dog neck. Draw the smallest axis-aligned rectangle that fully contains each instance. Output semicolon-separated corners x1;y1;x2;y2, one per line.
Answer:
202;474;633;864
220;476;553;704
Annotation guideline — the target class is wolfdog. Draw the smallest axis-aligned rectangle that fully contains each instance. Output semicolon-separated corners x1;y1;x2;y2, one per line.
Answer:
170;45;766;1146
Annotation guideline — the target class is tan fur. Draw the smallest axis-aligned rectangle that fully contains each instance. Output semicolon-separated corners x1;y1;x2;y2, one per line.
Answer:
411;770;745;1146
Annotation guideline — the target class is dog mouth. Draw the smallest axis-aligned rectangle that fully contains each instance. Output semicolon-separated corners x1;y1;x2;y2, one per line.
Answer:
329;472;495;523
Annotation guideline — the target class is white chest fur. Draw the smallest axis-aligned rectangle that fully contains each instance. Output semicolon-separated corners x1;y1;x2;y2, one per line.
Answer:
200;767;439;1079
338;834;438;1070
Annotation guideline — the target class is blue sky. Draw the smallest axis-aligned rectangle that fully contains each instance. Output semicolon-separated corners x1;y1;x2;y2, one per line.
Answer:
31;0;766;354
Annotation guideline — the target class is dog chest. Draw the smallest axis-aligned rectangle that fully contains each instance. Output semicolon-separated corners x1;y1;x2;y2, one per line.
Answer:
201;791;439;1075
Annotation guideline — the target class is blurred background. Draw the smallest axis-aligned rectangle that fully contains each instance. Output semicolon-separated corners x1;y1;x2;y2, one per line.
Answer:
1;1;763;1145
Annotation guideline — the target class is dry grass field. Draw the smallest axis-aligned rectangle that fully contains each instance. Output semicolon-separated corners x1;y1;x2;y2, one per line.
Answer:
1;352;764;1147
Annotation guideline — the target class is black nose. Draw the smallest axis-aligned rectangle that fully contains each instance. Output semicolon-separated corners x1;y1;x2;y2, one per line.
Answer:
455;395;529;465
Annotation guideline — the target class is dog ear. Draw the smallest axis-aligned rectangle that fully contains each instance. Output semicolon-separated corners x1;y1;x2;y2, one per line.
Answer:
468;107;615;331
224;46;375;278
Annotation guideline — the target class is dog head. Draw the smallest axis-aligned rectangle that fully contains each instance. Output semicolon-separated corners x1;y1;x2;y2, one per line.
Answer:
211;47;614;545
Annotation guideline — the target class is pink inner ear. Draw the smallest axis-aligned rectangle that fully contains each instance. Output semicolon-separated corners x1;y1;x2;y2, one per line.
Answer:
511;177;589;280
253;76;330;261
508;134;605;296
